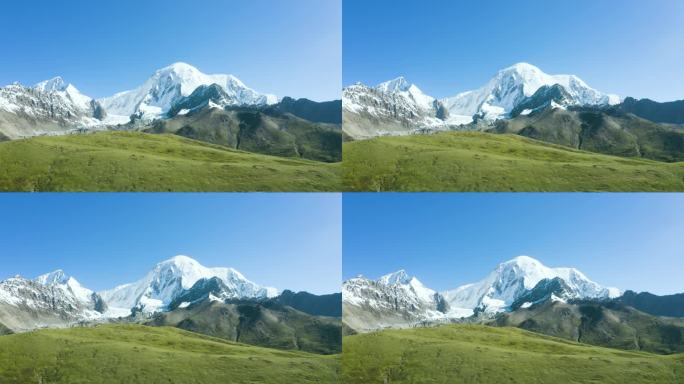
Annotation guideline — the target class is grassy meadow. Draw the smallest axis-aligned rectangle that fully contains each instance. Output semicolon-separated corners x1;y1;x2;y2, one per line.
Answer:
0;324;340;384
343;132;684;191
0;131;340;191
342;324;684;384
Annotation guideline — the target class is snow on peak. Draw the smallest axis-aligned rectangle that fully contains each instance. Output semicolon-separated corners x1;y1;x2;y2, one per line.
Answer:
378;269;412;285
443;255;619;314
99;255;274;314
33;269;96;306
441;62;620;122
34;77;69;93
99;63;277;121
376;76;412;93
35;269;70;285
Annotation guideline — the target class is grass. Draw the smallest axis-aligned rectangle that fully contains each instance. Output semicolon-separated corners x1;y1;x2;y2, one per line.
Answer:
0;324;340;384
343;132;684;191
0;131;340;191
342;324;684;384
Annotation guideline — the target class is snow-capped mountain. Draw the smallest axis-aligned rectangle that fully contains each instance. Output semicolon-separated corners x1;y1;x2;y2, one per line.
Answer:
0;270;106;332
342;270;452;332
100;62;277;122
441;63;620;122
342;77;453;139
0;78;106;139
343;63;620;139
99;255;277;316
443;256;620;315
344;256;620;332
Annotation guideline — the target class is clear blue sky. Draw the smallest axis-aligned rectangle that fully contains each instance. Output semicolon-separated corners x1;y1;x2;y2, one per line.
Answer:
0;0;341;101
343;0;684;101
343;193;684;295
0;193;341;294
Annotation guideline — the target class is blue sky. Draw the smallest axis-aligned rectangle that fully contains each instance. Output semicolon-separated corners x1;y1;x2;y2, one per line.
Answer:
0;193;341;294
0;0;341;101
343;193;684;295
343;0;684;101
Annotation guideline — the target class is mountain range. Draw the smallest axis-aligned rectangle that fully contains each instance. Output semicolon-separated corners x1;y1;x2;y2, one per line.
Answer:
343;63;619;138
0;63;341;163
0;255;340;349
343;255;622;332
343;63;684;158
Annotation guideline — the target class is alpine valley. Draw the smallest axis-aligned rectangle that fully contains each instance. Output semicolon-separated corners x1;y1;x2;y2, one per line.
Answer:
0;63;342;192
343;63;684;192
342;255;684;383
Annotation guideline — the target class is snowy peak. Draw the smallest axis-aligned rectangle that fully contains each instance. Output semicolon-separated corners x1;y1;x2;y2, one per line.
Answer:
376;76;413;93
100;62;277;122
34;77;69;93
99;255;276;315
442;62;620;122
378;269;412;285
443;255;620;314
35;269;70;285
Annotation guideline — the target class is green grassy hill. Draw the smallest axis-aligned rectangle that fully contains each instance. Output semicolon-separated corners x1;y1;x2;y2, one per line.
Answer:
342;325;684;384
343;132;684;191
0;131;340;191
0;324;339;384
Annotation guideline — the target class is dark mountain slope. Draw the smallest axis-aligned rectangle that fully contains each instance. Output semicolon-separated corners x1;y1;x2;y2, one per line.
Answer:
269;97;341;124
614;290;684;318
146;299;341;354
270;290;341;317
146;106;341;162
492;300;684;354
490;107;684;162
616;97;684;124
